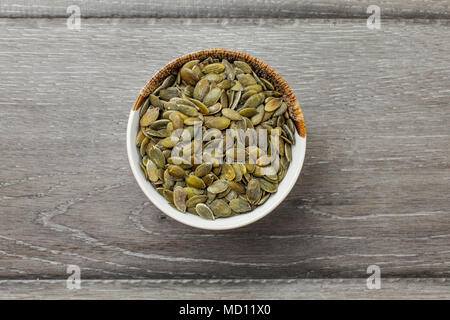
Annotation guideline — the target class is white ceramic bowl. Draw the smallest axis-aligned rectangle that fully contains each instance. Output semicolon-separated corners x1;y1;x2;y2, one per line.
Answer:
127;50;306;230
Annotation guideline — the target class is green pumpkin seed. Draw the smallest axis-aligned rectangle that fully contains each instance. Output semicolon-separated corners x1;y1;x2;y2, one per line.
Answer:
163;189;174;203
237;74;256;86
149;119;170;130
159;87;179;100
169;112;184;130
207;102;222;114
210;199;232;217
243;93;264;109
180;67;199;86
184;117;202;126
189;98;209;114
258;193;271;205
186;175;206;189
273;101;288;117
285;143;292;162
149;94;164;109
154;75;175;95
203;87;222;107
149;146;165;168
203;63;225;74
186;195;208;207
221;108;242;121
146;160;159;182
136;129;145;147
259;178;278;193
229;198;251;213
195;163;212;177
282;123;295;142
234;61;253;74
195;203;215;220
168;104;199;117
205;116;230;130
217;79;234;90
238;108;258;118
173;186;187;212
140;107;159;127
203;73;223;82
246;179;262;204
228;181;246;194
193;79;210;101
261;78;274;90
222;163;236;181
167;165;185;178
184;186;204;198
202;173;216;186
207;179;229;194
264;98;282;112
222;59;235;80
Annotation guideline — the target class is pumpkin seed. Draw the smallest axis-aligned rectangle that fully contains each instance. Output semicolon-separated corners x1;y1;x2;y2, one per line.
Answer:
203;87;222;107
195;163;212;177
205;116;230;130
186;195;208;207
222;108;242;121
258;193;271;205
195;203;215;220
243;93;264;109
207;179;229;194
228;181;246;194
146;160;159;182
173;186;187;212
203;63;225;74
229;198;251;213
247;179;262;204
185;174;206;189
159;87;179;100
140;107;159;127
239;108;258;118
209;199;231;217
180;67;199;86
163;189;174;203
193;79;209;101
168;165;185;178
222;163;236;181
149;146;165;168
184;186;204;198
259;178;278;193
237;74;256;86
264;98;282;112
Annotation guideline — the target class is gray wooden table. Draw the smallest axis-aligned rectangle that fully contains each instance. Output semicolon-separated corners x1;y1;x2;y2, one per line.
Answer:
0;1;449;299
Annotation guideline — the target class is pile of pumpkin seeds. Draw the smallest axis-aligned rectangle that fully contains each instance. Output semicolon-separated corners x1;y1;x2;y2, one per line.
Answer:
136;57;296;220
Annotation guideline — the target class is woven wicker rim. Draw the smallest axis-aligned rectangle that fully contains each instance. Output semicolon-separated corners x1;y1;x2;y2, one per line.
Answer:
131;48;306;138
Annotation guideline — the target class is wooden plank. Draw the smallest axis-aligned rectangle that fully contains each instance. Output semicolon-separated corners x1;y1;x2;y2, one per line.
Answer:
0;18;449;282
1;279;449;299
1;0;450;19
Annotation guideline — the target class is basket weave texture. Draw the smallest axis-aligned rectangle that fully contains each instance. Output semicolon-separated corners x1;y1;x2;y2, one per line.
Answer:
132;48;306;138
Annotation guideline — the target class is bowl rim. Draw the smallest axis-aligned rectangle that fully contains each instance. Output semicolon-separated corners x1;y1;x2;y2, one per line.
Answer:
127;49;307;230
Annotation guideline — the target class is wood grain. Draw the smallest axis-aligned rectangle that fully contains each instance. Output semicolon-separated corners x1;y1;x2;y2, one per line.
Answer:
0;0;449;19
0;18;449;299
1;279;450;299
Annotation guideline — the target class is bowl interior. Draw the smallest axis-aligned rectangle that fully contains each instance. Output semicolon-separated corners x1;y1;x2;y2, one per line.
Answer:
127;112;305;230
